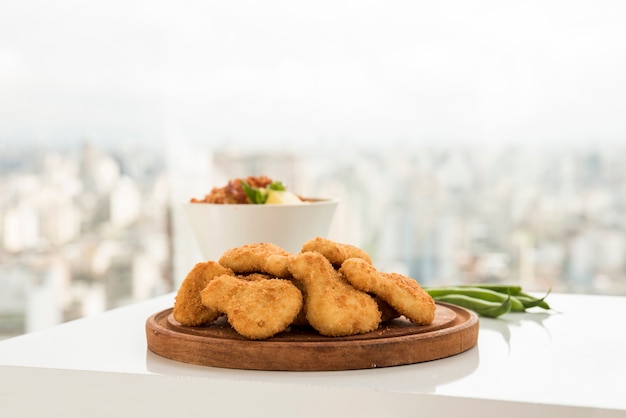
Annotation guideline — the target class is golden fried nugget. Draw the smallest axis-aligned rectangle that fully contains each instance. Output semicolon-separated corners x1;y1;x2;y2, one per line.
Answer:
200;275;303;340
173;261;234;326
219;242;293;277
288;252;381;337
301;237;372;267
340;258;435;325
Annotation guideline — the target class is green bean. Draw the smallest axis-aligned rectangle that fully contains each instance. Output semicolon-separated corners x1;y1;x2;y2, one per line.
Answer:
425;287;526;312
433;294;512;318
515;289;552;310
456;284;523;295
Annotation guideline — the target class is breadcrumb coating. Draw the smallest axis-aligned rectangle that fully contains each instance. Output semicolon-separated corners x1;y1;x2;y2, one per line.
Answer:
219;242;293;277
200;275;303;340
173;261;234;326
340;258;435;325
288;251;381;337
301;236;372;267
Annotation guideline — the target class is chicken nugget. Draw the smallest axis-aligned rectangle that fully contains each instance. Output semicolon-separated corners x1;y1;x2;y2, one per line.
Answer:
200;275;303;340
219;242;293;277
340;258;435;325
237;272;305;321
301;237;372;267
173;261;234;326
288;251;381;337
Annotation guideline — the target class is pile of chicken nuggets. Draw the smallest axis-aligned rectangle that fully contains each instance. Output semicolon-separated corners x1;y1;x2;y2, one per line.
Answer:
173;237;436;340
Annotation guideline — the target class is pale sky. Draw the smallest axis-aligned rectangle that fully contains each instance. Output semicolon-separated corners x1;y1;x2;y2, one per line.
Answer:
1;0;626;148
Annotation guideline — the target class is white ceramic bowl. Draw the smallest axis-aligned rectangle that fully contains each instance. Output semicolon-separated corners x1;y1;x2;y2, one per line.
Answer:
184;199;339;261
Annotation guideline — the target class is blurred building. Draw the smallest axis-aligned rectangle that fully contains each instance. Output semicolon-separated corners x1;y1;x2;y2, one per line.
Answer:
2;139;626;340
0;139;171;339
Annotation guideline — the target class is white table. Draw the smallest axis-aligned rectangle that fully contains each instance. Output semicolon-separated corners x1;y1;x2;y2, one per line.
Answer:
0;292;624;417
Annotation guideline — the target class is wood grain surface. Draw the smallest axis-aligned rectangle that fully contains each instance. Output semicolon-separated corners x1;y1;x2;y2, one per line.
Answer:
145;302;479;371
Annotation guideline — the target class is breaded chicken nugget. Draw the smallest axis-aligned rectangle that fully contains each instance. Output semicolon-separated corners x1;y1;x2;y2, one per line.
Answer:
301;237;372;267
219;242;293;277
200;275;303;340
340;258;435;325
173;261;234;326
288;252;381;337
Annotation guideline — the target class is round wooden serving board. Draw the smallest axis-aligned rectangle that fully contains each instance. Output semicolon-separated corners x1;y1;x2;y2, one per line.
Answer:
146;302;479;371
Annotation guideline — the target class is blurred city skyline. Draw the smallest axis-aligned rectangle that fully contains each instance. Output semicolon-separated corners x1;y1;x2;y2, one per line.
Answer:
3;138;626;340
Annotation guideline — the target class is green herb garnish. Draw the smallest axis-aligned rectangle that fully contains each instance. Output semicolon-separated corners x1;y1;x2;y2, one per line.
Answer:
267;181;286;191
241;180;287;204
241;180;267;204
